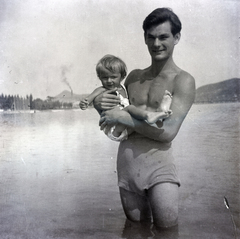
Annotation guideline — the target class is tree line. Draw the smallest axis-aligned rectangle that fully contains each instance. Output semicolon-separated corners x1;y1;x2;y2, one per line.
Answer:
0;94;73;111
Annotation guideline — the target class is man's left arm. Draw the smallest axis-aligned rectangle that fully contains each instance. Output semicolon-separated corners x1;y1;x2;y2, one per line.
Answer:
157;71;196;142
100;72;195;143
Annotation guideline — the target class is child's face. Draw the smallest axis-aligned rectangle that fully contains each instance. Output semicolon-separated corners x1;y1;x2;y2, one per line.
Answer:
98;68;122;90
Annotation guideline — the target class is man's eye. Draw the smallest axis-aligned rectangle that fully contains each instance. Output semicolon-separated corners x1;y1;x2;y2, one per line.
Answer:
160;36;168;40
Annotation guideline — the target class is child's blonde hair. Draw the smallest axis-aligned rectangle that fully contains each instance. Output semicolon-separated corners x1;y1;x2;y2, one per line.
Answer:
96;54;127;80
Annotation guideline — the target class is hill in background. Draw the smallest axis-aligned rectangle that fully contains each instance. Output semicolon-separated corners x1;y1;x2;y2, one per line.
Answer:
52;90;88;103
50;78;240;105
195;78;240;103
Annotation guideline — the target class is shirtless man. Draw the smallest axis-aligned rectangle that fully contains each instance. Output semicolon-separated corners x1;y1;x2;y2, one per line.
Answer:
95;8;195;228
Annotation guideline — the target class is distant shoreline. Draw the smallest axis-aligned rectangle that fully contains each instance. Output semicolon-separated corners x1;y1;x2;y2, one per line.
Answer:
193;101;240;105
0;102;239;114
0;108;83;114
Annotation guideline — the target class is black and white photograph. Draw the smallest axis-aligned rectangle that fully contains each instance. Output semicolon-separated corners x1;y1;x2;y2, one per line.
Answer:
0;0;239;238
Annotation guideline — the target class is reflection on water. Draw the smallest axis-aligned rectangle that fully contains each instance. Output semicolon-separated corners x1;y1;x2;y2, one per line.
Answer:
0;103;239;239
122;220;179;239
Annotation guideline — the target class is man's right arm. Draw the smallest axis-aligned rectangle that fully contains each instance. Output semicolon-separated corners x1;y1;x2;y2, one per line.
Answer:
80;87;106;110
93;88;120;114
85;87;106;104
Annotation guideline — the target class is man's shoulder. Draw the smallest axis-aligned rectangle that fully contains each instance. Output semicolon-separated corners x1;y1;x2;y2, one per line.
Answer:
125;69;144;85
129;69;144;77
174;69;195;92
176;70;195;84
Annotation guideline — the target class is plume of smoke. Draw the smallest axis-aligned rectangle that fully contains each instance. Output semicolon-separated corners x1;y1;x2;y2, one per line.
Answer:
61;65;73;95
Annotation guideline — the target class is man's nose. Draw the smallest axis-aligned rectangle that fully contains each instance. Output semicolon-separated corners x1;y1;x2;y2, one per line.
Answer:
107;78;112;82
153;38;161;47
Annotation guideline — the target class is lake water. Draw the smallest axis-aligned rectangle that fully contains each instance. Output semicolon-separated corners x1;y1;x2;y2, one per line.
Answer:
0;103;239;239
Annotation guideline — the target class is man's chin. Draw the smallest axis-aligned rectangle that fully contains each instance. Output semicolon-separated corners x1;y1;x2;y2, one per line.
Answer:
152;54;167;61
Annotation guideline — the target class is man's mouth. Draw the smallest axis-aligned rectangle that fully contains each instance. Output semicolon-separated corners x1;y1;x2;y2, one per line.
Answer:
153;49;164;54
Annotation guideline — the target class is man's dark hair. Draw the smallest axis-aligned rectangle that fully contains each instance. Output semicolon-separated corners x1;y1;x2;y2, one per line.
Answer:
143;8;182;36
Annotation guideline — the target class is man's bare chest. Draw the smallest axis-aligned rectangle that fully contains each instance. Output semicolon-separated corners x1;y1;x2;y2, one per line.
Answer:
128;76;174;108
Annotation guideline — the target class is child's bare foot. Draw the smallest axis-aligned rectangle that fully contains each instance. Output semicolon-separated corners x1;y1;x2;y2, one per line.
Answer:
160;90;172;112
146;111;171;124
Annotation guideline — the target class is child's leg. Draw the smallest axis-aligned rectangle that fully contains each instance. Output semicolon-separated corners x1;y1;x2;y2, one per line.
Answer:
108;124;133;141
124;105;149;121
160;90;172;112
124;105;171;124
112;124;128;137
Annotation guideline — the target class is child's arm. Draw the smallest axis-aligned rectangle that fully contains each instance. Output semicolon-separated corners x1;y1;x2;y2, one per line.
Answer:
80;87;106;110
123;105;171;124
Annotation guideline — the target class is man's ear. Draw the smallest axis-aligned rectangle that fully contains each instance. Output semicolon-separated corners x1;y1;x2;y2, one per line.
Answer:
174;33;181;45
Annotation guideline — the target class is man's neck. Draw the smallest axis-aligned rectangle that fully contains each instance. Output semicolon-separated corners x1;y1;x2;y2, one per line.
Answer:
150;56;176;77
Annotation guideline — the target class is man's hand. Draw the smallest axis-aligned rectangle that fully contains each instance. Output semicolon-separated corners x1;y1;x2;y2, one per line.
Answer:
94;88;120;112
99;108;123;130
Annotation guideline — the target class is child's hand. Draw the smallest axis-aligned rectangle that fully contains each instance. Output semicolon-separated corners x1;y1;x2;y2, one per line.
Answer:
79;99;89;110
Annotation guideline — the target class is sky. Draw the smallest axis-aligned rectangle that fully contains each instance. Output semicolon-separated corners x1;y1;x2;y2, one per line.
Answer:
0;0;239;99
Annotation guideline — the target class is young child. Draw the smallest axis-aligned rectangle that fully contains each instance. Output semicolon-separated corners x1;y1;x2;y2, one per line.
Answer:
80;54;172;141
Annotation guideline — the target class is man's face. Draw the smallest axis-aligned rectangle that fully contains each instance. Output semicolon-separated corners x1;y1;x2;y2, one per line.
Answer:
98;67;122;90
145;21;180;61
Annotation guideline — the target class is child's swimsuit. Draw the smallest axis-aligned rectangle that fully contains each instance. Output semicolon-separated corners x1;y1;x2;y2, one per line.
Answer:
103;84;129;141
117;132;180;195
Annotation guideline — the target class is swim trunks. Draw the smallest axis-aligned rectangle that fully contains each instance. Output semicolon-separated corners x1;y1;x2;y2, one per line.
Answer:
117;132;180;196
